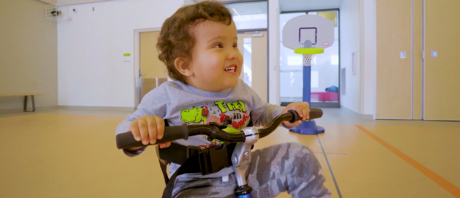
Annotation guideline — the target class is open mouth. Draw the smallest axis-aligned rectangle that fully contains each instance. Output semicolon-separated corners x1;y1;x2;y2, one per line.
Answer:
224;65;237;73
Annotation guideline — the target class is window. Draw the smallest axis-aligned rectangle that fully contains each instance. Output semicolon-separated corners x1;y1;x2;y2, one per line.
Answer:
226;1;267;30
279;11;340;106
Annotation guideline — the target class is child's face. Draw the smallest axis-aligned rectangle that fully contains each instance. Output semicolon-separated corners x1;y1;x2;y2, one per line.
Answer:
186;20;243;92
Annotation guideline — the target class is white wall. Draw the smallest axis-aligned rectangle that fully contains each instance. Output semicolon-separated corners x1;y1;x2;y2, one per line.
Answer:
58;0;184;107
58;0;109;6
39;0;58;4
360;0;376;116
0;0;57;112
184;0;195;6
40;0;110;6
339;0;361;113
268;0;280;105
233;14;267;30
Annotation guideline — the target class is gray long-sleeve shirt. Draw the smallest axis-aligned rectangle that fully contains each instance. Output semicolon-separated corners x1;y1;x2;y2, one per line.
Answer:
116;79;284;176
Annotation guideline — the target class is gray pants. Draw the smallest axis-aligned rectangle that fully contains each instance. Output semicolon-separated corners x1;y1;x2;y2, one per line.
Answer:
172;143;331;198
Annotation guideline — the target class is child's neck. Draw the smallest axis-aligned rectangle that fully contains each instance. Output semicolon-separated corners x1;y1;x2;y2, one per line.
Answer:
184;78;231;92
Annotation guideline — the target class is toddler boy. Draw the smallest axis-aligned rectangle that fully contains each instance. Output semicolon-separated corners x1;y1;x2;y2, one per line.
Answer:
116;1;331;198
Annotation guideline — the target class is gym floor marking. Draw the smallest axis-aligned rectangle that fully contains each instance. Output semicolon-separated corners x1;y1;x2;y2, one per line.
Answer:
355;125;460;198
317;134;343;198
314;152;347;155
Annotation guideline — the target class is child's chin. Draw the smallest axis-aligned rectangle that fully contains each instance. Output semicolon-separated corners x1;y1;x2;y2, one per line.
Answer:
223;80;238;88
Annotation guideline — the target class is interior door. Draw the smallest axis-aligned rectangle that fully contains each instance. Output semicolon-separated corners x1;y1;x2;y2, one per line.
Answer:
375;0;413;119
237;31;268;102
139;31;168;102
424;0;460;120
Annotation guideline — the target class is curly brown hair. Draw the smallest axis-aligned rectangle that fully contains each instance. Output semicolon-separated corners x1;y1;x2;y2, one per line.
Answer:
156;1;233;84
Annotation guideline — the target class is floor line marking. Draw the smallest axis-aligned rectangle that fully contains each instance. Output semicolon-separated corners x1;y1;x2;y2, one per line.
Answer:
314;152;347;155
316;134;343;198
356;125;460;198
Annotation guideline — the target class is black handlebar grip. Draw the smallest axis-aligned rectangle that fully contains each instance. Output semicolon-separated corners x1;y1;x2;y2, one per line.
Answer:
116;124;189;149
287;108;323;123
287;110;301;123
310;108;323;120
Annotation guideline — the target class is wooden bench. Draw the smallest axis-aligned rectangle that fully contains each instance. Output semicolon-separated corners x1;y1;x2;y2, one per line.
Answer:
0;94;42;112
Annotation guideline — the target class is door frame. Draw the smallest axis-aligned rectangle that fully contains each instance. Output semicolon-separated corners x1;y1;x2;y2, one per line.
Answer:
134;28;268;106
237;29;269;102
422;0;425;120
133;27;161;108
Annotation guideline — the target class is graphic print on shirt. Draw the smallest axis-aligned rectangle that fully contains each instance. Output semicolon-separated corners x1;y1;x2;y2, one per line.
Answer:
180;106;209;124
180;100;250;149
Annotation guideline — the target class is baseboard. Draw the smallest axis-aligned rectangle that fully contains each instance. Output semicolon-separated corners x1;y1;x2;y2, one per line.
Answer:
0;106;134;115
360;114;374;120
58;106;135;111
0;106;58;114
341;106;374;120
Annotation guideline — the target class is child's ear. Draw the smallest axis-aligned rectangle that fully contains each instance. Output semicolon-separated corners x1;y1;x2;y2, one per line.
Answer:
174;57;193;76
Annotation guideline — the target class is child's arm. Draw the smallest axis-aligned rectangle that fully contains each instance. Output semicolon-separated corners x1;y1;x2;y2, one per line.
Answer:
248;87;310;128
248;87;284;126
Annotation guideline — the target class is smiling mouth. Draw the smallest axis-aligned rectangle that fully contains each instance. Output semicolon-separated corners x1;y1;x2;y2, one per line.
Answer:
224;65;237;72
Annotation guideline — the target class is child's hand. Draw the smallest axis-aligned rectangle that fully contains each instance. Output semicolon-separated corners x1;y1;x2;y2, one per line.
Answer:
127;115;171;151
281;102;310;128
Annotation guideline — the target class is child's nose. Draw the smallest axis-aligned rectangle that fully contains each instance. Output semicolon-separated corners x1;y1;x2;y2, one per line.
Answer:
226;50;239;60
226;52;235;60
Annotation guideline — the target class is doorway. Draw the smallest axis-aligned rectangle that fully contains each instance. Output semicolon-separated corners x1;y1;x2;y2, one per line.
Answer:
237;31;268;102
134;28;168;107
279;10;340;108
134;29;269;106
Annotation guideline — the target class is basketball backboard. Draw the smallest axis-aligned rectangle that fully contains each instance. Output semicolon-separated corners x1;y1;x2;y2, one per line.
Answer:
283;14;334;50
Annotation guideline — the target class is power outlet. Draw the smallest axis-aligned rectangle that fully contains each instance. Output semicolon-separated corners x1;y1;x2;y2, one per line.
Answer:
400;51;406;59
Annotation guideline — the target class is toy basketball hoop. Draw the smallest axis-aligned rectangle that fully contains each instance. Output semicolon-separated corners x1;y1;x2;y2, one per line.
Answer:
282;14;334;135
295;46;324;66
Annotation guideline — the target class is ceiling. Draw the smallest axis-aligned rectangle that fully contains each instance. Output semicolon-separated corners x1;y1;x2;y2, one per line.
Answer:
194;0;261;4
227;1;267;15
38;0;110;6
194;0;343;14
40;0;343;12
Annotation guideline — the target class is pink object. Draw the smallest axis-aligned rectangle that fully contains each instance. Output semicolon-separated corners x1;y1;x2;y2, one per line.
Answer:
311;92;325;102
324;92;339;101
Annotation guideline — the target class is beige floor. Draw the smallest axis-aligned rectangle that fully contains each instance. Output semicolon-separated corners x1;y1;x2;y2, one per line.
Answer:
1;108;460;198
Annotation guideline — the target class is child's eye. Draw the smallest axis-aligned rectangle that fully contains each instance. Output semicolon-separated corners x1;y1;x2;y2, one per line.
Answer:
233;43;238;48
214;43;224;48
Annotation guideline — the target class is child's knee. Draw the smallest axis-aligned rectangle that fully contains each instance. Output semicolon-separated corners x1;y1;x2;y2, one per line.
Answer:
280;142;314;156
254;142;320;172
283;142;320;168
287;142;311;151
